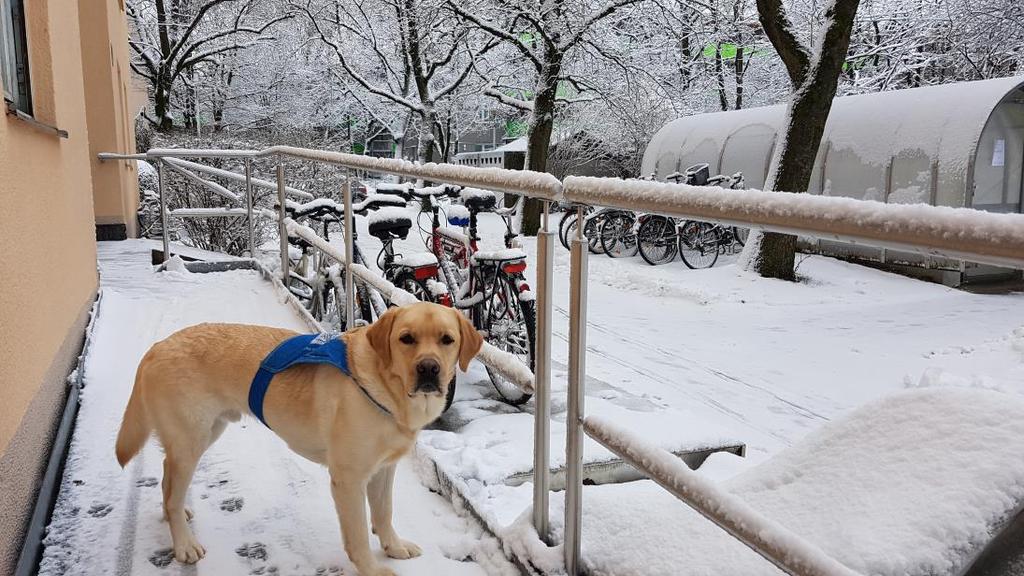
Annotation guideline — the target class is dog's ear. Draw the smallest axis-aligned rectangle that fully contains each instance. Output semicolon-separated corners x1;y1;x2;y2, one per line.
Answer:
456;311;483;372
367;307;397;366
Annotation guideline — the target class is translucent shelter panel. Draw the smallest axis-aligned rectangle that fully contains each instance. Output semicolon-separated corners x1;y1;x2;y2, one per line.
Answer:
720;124;776;189
822;147;888;201
973;100;1024;213
888;151;933;205
678;138;721;175
655;150;679;180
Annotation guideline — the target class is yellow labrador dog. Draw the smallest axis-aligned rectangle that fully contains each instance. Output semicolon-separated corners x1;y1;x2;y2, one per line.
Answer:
115;303;482;576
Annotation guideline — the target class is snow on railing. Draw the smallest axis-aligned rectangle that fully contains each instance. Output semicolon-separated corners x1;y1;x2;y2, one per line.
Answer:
168;208;249;218
164;157;314;200
563;176;1024;269
285;218;536;394
584;415;861;576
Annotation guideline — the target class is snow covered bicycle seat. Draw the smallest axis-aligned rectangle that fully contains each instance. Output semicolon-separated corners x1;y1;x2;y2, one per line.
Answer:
367;207;413;241
460;187;497;213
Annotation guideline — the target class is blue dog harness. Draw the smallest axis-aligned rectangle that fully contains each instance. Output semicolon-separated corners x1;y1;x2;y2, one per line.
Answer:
248;333;389;428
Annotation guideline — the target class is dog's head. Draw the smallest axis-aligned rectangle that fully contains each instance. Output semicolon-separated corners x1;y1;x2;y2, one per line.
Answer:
366;302;483;402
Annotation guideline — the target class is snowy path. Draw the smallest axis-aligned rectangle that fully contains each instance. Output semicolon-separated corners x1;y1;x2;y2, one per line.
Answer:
40;241;515;576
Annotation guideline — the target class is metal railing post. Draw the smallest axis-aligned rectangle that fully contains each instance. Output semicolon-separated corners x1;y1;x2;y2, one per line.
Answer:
564;205;589;575
244;158;255;256
533;201;553;541
276;160;289;283
343;172;356;328
156;158;171;263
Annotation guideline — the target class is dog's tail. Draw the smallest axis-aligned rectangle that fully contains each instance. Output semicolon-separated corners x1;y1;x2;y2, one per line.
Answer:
115;365;151;467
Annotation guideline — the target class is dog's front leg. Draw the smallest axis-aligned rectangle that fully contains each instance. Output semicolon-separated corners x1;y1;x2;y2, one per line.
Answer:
368;464;422;560
329;468;394;576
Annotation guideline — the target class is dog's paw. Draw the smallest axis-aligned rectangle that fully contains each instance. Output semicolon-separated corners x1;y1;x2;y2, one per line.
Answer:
383;538;422;560
173;537;206;564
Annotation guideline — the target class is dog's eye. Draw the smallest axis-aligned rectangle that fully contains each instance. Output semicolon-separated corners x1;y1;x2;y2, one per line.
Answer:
399;333;416;345
441;334;455;345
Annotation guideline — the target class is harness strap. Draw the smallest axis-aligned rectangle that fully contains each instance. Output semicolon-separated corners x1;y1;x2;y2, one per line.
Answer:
249;333;391;428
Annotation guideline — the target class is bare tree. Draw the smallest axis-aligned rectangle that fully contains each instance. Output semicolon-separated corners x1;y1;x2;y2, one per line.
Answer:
449;0;641;235
127;0;291;131
743;0;861;280
297;0;496;164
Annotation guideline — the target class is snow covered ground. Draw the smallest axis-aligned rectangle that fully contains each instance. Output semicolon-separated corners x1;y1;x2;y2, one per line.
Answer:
39;240;517;576
340;207;1024;573
39;204;1024;575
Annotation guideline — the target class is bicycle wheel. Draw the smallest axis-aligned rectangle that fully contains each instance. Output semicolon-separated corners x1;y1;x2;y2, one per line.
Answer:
481;274;535;406
733;226;750;247
637;216;678;265
599;212;638;258
558;212;577;250
392;269;432;302
678;221;720;269
584;213;606;254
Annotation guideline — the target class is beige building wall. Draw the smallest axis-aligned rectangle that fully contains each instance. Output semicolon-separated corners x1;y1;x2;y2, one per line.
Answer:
80;0;140;239
0;0;135;571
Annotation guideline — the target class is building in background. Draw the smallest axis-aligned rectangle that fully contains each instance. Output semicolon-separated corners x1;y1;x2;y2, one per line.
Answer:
0;0;140;571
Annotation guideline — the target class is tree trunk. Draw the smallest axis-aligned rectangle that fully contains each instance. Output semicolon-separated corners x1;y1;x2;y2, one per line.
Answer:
748;0;861;280
154;75;174;132
715;45;729;111
521;57;562;236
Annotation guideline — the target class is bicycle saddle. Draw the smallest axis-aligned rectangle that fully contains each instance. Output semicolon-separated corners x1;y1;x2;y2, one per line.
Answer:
367;207;413;241
460;187;497;213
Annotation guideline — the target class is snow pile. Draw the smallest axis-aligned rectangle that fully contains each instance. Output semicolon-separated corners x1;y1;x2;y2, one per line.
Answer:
162;254;190;273
577;387;1024;576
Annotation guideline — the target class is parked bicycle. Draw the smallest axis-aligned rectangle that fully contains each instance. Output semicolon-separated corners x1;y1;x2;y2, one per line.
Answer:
443;187;535;405
637;164;749;268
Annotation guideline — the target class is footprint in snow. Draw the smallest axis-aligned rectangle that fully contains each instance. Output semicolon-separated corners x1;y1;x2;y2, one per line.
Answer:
250;567;279;575
314;566;343;575
220;497;244;512
136;476;159;488
236;542;268;561
87;503;113;518
148;548;174;568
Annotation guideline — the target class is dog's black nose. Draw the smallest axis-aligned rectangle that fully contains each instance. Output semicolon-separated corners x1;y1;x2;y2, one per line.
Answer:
415;359;441;394
416;359;440;376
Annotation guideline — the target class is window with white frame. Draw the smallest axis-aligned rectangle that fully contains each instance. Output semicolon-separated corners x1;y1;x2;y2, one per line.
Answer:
0;0;31;114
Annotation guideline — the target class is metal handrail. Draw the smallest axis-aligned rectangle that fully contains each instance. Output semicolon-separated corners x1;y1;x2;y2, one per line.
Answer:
100;146;1024;576
563;176;1024;270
